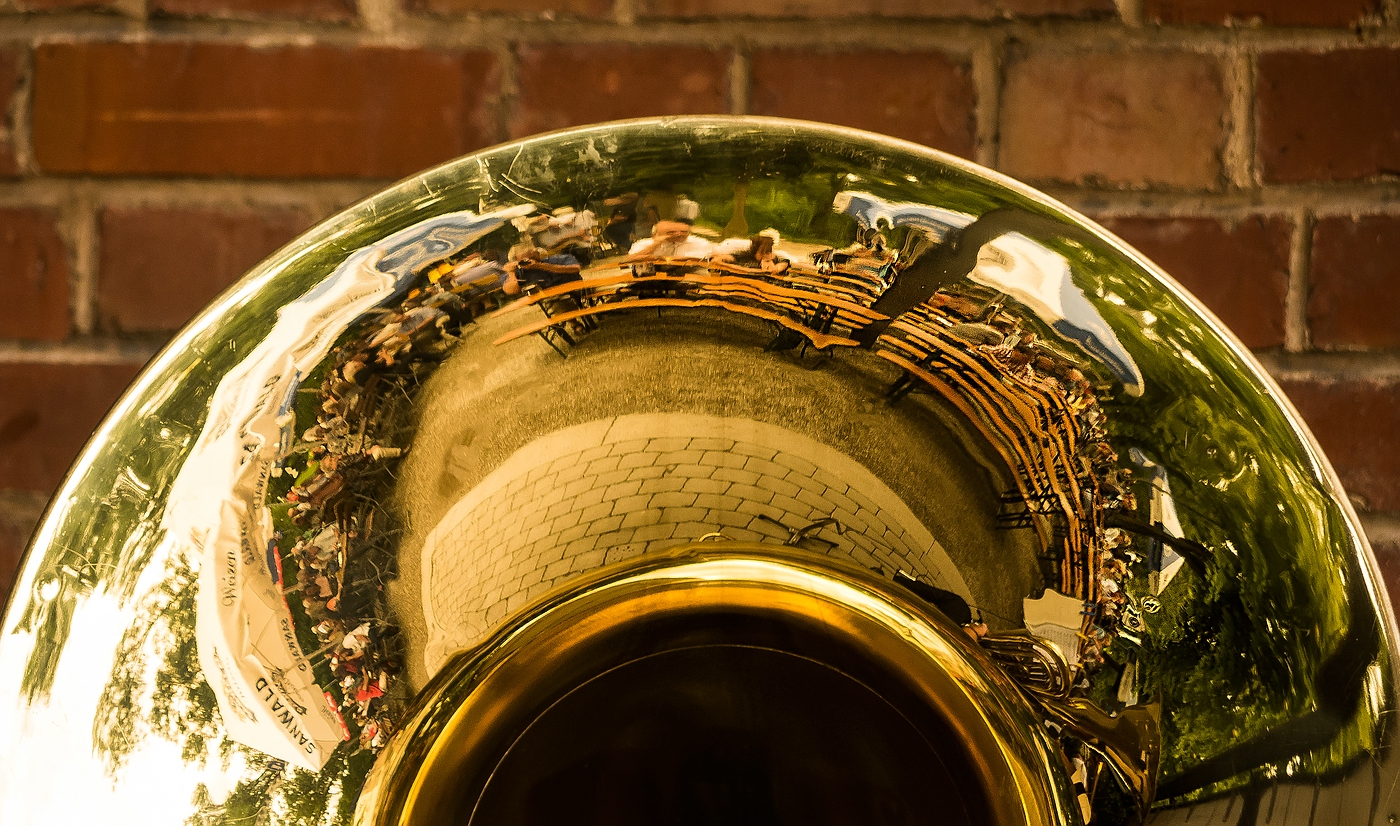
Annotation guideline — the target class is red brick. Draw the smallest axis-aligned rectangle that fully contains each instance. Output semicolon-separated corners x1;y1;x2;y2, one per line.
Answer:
0;514;22;602
409;0;610;15
999;50;1227;189
1097;216;1290;349
1145;0;1379;26
641;0;1113;18
33;42;499;179
0;210;71;342
750;50;976;158
1373;536;1400;613
0;363;142;495
1257;50;1400;184
512;46;729;138
151;0;355;19
99;207;312;334
1309;215;1400;349
1279;379;1400;512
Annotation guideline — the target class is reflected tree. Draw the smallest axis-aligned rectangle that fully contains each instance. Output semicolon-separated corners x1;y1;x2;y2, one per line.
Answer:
91;554;376;825
14;422;194;703
183;750;373;826
92;557;221;774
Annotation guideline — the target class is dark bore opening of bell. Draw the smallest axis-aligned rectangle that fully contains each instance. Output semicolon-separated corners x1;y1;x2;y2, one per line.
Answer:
468;645;990;826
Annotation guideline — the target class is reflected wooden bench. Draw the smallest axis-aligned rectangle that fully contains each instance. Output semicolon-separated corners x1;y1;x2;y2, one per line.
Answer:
487;260;886;356
877;313;1099;599
494;297;861;351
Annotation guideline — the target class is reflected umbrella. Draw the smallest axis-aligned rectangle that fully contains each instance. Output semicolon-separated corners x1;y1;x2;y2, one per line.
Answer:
968;232;1145;396
168;208;531;769
833;190;975;242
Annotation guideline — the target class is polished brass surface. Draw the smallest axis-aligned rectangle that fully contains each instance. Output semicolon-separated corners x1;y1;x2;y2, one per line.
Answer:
0;117;1393;825
361;543;1073;826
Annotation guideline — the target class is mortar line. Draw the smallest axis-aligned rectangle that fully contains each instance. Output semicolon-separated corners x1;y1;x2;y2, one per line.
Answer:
0;338;162;365
495;40;520;146
1044;187;1400;217
9;41;32;176
0;178;385;204
1285;208;1314;353
5;15;1400;52
614;0;636;27
1256;350;1400;383
357;0;401;39
1361;513;1400;546
971;31;1004;170
1222;44;1257;190
729;49;749;116
57;187;99;337
1115;0;1144;27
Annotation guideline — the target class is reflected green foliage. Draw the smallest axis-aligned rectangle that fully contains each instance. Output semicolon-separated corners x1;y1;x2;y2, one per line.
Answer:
1046;236;1385;788
11;422;193;702
92;559;219;774
91;554;377;825
184;749;375;826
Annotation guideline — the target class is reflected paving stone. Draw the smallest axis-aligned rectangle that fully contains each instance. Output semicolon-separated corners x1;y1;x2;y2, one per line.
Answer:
1099;215;1290;349
420;413;964;669
1000;50;1227;189
1309;215;1400;349
750;50;977;158
0;209;71;343
32;42;501;178
98;206;313;333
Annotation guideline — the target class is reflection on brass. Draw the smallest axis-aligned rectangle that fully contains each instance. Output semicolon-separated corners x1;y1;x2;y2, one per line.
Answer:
981;632;1076;701
361;544;1076;826
0;117;1394;826
1039;698;1162;819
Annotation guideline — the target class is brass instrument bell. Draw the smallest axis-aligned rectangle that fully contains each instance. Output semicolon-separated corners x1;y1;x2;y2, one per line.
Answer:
0;117;1392;826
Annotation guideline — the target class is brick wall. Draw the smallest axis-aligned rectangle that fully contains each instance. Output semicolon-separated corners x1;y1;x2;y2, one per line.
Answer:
1;0;1398;603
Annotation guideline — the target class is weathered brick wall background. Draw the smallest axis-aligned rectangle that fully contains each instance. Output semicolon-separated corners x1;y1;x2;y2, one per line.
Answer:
0;0;1398;605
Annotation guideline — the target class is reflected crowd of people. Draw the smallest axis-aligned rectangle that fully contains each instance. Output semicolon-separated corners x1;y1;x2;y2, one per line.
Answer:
271;264;526;751
913;289;1143;667
264;184;1159;753
467;186;1149;668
